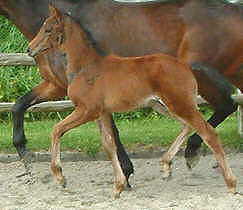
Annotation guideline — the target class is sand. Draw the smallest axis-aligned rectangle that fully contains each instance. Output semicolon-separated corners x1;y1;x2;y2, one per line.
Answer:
1;153;243;210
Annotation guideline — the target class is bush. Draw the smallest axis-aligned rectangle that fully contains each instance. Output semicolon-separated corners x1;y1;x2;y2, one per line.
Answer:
0;16;41;120
0;16;41;103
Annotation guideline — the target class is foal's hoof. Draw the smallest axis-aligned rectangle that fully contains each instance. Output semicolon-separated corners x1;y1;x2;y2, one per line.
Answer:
113;178;128;199
186;153;201;170
161;170;172;181
59;176;67;188
114;190;121;199
114;185;125;199
228;177;237;195
212;162;219;169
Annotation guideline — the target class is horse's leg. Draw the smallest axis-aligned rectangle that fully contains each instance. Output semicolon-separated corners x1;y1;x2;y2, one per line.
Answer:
51;106;97;187
161;124;191;180
184;63;238;168
149;100;192;179
187;115;236;194
96;113;132;198
13;83;133;182
12;81;66;175
110;116;134;188
161;93;236;194
96;113;134;187
51;107;132;198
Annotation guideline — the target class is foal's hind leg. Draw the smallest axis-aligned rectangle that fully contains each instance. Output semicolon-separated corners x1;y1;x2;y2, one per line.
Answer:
188;114;236;194
150;100;191;179
185;63;237;169
161;124;191;180
12;81;66;176
165;97;236;193
97;113;132;198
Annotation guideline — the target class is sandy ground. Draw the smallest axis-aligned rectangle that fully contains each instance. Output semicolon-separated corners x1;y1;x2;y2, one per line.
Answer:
1;153;243;210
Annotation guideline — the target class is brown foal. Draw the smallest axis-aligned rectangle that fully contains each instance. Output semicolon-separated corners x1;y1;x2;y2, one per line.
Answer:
28;6;236;198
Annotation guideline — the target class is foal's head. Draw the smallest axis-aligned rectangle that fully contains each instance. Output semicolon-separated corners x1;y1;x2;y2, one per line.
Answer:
27;5;65;57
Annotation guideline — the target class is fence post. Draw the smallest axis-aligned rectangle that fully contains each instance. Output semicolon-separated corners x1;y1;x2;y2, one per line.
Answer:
236;89;243;137
238;105;243;137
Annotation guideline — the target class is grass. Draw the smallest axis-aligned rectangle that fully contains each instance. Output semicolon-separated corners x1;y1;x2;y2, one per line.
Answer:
0;112;241;155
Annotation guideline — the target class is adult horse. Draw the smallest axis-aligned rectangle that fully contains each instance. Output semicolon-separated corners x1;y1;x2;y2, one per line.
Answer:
48;0;243;168
0;0;242;180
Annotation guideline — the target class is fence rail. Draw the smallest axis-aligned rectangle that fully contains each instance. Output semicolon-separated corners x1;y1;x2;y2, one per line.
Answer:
0;53;35;66
0;53;242;137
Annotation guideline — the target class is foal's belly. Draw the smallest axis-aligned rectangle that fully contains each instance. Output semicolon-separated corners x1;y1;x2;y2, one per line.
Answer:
103;81;154;113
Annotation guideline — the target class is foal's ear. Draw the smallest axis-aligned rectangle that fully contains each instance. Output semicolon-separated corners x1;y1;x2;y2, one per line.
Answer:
49;5;62;23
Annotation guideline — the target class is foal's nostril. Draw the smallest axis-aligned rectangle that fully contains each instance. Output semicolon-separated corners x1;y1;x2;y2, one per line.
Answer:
26;48;33;56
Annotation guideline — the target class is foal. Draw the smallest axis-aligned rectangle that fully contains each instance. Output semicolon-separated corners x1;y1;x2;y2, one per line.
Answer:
28;7;236;198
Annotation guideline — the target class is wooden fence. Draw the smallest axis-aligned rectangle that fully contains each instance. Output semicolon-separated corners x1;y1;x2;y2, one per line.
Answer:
0;53;242;137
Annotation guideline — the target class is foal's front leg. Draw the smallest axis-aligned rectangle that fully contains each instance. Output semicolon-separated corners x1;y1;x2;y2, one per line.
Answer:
51;106;92;186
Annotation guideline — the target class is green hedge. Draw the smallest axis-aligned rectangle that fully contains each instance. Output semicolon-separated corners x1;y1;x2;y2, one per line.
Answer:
0;16;41;103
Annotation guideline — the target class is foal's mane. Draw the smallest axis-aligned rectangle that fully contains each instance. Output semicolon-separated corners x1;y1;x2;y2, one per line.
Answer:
62;12;107;56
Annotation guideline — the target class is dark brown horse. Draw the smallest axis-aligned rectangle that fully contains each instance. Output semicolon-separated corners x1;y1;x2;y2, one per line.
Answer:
0;0;242;179
28;7;236;197
50;0;243;168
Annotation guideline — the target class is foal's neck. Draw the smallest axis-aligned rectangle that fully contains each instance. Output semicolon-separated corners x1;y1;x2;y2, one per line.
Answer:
61;15;102;71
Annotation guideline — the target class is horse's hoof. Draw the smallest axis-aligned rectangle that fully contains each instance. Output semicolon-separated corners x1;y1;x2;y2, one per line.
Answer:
22;150;35;171
22;150;36;162
186;153;201;170
126;173;135;189
16;151;35;178
124;182;133;192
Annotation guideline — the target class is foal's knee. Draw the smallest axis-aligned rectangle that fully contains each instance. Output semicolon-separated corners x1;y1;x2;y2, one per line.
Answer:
51;125;64;141
12;101;23;116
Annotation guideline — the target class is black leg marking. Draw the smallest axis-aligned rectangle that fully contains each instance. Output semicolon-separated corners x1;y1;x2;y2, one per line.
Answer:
12;91;46;160
110;116;134;187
